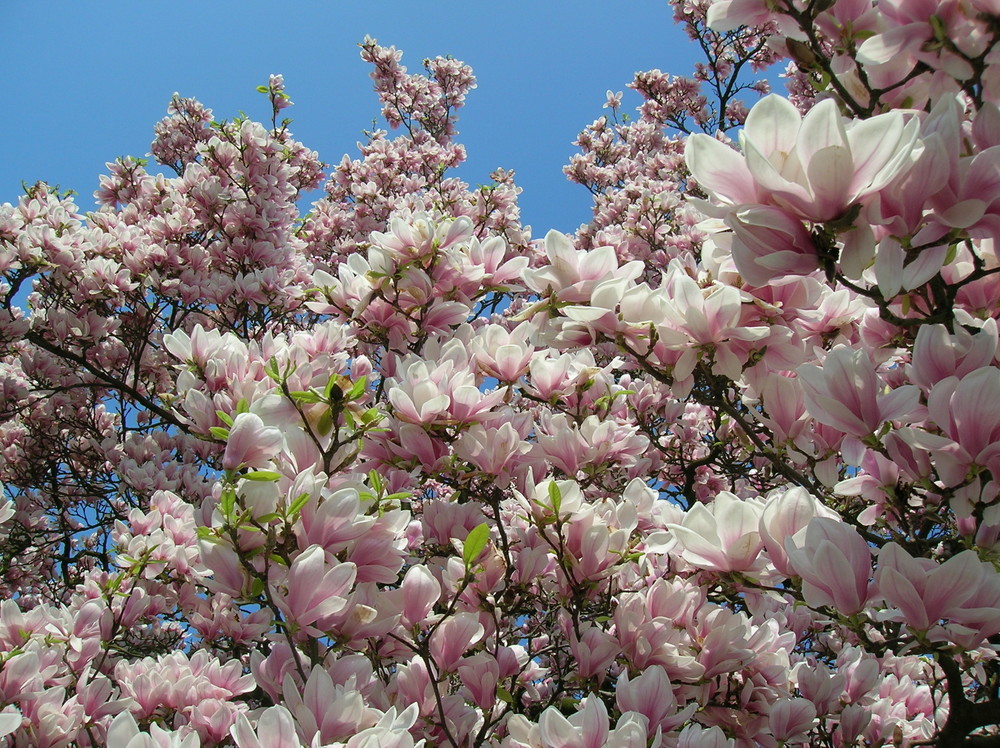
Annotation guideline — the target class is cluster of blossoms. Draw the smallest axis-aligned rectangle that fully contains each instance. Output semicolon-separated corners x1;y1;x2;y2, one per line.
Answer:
1;0;1000;745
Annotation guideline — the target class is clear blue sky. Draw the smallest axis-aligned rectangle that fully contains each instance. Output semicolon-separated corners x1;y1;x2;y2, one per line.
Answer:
2;1;706;235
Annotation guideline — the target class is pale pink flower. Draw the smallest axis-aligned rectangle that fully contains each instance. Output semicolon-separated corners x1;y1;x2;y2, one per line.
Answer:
223;412;283;470
429;612;485;672
666;491;766;573
676;723;735;748
0;709;20;741
522;230;642;303
281;667;377;744
616;665;696;734
457;653;500;710
875;544;987;634
569;626;620;680
785;517;872;614
106;712;200;748
797;345;919;438
726;205;820;287
686;95;920;222
230;705;300;748
341;704;425;748
920;366;1000;485
276;545;356;636
400;564;441;626
908;320;998;392
538;697;609;748
769;697;818;742
760;487;840;577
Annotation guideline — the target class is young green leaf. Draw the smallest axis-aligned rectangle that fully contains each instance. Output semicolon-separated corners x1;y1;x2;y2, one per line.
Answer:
209;426;230;441
463;522;490;571
243;470;282;482
286;492;311;517
548;481;562;516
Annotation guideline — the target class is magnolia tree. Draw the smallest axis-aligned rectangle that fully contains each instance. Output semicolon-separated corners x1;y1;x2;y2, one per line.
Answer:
1;0;1000;745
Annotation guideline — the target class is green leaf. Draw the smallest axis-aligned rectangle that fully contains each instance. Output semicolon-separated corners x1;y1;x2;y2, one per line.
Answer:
929;14;947;42
256;85;270;93
236;398;250;414
249;577;266;597
368;470;384;496
105;572;125;596
317;408;334;437
463;522;490;571
264;357;281;382
220;487;236;517
288;390;323;404
346;376;367;400
215;410;234;427
496;687;513;704
209;426;230;441
243;470;282;482
548;481;562;516
287;492;310;517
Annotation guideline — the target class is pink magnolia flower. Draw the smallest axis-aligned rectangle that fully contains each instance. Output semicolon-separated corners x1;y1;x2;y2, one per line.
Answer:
106;712;200;748
0;709;20;742
725;205;820;287
223;412;283;470
915;366;1000;486
616;665;696;734
760;487;840;578
797;345;920;438
908;320;998;393
874;543;985;633
785;517;872;614
666;491;766;573
400;564;441;627
522;230;642;303
429;612;484;672
569;625;620;680
281;667;377;744
660;269;769;380
537;697;610;748
676;723;735;748
457;653;500;710
769;697;818;742
686;95;920;223
337;704;426;748
230;705;299;748
275;545;356;637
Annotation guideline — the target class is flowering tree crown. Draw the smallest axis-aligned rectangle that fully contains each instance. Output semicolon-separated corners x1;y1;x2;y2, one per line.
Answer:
2;5;1000;747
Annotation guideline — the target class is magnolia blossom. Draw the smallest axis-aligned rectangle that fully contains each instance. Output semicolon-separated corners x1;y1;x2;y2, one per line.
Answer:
875;544;989;635
786;518;872;614
797;346;919;438
686;95;920;223
6;11;1000;748
666;492;766;573
223;412;284;470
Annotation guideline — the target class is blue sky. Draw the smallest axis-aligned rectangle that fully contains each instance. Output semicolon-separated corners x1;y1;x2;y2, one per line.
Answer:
2;1;707;235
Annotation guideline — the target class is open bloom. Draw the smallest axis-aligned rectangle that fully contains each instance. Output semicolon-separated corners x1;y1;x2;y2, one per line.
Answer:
785;517;872;614
797;346;919;438
875;543;986;633
223;412;283;470
666;492;766;573
686;95;920;223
